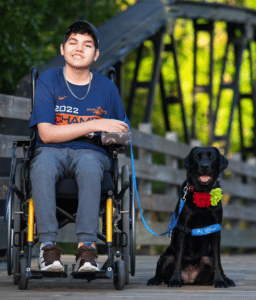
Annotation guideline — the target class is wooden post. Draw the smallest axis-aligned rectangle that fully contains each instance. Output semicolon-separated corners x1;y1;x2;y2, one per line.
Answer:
165;132;179;241
190;139;203;148
138;123;153;254
165;132;178;200
138;123;152;196
227;152;242;236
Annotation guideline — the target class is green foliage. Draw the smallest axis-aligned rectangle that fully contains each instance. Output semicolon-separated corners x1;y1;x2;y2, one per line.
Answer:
122;1;256;153
0;0;134;95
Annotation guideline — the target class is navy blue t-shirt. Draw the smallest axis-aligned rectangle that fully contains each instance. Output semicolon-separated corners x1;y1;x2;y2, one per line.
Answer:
30;68;130;156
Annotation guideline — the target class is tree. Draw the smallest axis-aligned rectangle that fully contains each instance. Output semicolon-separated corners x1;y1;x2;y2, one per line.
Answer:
0;0;135;95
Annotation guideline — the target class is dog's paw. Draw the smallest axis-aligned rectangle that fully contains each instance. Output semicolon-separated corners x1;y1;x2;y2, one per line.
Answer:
224;277;235;287
215;279;229;288
147;277;161;286
168;279;182;287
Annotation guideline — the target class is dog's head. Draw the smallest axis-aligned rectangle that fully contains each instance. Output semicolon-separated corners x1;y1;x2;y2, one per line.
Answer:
184;147;228;191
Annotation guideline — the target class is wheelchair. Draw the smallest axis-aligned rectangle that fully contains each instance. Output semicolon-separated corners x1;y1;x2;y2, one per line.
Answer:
6;67;136;290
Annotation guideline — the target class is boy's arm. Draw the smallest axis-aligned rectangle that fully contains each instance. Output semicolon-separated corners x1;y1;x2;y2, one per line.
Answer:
38;119;129;144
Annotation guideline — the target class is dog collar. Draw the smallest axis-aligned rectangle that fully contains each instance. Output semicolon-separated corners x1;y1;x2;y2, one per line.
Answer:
188;187;223;208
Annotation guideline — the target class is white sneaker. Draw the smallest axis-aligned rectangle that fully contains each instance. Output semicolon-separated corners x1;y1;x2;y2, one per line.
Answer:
75;245;100;272
39;243;64;272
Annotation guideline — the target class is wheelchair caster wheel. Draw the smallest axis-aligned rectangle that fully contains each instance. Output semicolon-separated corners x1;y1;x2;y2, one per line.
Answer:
18;257;28;290
113;260;125;290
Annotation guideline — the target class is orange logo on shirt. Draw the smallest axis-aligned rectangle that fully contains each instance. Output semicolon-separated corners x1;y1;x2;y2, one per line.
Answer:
55;113;102;125
58;96;68;100
87;107;107;115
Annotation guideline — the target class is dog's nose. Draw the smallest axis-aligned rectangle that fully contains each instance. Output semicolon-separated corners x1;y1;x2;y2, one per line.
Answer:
201;163;210;172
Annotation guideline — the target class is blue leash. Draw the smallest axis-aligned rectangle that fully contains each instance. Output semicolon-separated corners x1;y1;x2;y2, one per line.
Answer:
130;140;221;236
130;139;185;236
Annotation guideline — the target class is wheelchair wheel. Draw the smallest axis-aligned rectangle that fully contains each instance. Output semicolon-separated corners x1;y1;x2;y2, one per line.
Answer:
113;260;125;290
121;166;130;285
7;163;22;284
18;257;28;290
129;175;136;276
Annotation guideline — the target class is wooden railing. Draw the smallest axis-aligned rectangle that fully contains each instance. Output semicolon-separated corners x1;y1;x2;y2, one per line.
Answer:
1;93;256;250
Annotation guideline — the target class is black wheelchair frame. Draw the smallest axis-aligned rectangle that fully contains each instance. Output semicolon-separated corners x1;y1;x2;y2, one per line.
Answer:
6;67;136;290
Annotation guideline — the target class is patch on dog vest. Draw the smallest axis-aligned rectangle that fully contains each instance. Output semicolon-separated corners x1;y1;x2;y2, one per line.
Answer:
191;224;221;236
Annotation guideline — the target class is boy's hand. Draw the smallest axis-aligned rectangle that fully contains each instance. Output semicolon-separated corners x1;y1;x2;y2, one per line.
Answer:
92;119;129;133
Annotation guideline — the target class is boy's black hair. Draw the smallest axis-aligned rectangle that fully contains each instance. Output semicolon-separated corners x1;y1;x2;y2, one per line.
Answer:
64;21;99;49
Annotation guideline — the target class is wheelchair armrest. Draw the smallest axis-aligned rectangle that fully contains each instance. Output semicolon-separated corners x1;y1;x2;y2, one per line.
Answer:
13;134;36;161
102;132;131;155
13;138;34;148
101;132;132;146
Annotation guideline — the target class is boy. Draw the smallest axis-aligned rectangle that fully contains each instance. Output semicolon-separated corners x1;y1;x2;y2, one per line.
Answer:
30;20;130;272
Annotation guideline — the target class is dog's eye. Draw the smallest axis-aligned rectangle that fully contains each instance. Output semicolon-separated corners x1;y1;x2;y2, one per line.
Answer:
195;155;201;161
209;154;215;160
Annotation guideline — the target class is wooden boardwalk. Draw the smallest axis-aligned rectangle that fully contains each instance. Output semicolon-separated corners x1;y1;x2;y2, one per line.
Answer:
0;254;256;299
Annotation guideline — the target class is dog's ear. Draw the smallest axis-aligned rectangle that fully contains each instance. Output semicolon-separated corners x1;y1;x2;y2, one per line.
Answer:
214;147;228;172
184;147;197;171
219;154;228;172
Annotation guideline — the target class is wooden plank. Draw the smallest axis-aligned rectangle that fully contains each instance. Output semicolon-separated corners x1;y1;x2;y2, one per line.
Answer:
136;194;177;212
223;202;256;222
221;179;256;201
131;128;191;159
0;94;30;120
120;155;185;185
227;159;256;179
136;220;171;246
129;158;185;185
0;134;28;158
221;226;256;248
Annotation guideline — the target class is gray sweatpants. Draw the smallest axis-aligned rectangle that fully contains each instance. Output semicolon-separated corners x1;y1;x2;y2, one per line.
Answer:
30;147;112;243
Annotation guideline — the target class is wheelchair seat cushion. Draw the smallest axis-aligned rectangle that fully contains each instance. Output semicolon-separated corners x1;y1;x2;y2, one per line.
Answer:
56;172;115;197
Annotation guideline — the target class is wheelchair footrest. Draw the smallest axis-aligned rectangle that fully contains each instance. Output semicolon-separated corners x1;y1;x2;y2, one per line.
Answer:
71;268;113;280
30;267;68;279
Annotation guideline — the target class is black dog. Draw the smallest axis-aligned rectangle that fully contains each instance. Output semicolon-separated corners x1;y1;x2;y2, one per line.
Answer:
147;147;235;288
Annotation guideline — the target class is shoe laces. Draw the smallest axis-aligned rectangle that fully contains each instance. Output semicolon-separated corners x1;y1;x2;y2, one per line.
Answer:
42;244;64;266
76;245;98;264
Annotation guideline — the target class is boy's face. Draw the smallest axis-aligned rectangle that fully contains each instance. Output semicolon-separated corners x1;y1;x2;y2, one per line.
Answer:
61;33;99;69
